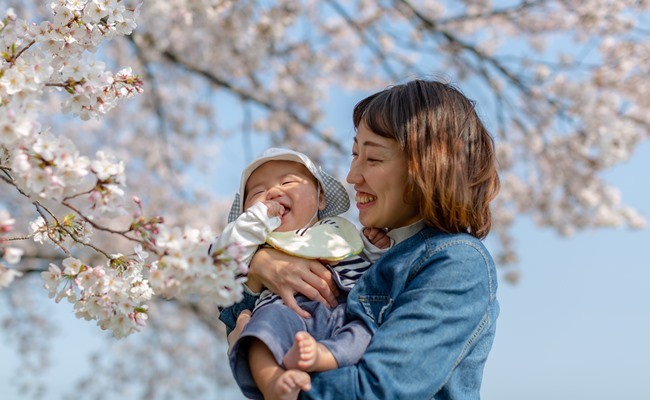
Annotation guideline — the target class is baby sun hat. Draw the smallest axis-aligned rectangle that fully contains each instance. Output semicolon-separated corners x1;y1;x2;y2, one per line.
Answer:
227;148;350;223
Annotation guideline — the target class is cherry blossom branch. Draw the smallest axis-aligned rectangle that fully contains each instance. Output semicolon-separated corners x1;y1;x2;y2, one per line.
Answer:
60;200;129;237
5;235;33;241
61;199;161;256
398;0;571;124
31;205;74;258
325;0;400;81
400;0;534;93
123;34;180;182
2;39;35;65
3;163;119;260
0;0;253;341
438;0;546;25
159;48;345;153
0;176;80;255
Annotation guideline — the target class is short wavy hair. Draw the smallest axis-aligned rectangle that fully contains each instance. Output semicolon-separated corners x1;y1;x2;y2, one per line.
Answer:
353;79;500;239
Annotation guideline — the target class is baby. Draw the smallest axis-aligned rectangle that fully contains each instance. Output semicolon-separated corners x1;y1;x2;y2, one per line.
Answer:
213;148;391;399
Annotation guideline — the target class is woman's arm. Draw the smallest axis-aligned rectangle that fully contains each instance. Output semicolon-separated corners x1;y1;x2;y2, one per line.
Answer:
301;244;498;399
247;248;340;318
219;247;340;332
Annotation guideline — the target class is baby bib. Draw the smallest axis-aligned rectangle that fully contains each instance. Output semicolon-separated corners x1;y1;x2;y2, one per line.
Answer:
266;217;363;262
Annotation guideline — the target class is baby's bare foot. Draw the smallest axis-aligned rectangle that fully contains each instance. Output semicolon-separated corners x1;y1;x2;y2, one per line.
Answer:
267;369;311;400
283;331;319;371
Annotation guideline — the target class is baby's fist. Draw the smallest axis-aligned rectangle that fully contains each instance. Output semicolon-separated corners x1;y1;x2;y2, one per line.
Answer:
263;200;285;217
363;227;391;249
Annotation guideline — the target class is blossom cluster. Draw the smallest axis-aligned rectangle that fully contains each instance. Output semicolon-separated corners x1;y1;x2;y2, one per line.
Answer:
0;2;143;126
1;2;248;338
41;255;152;339
37;225;247;339
148;225;248;307
1;2;141;208
87;150;127;215
10;131;91;200
0;209;23;289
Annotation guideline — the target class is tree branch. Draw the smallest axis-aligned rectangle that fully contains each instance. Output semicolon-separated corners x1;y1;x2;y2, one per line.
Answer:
160;50;345;153
324;0;401;81
397;0;567;118
125;34;178;175
438;0;546;25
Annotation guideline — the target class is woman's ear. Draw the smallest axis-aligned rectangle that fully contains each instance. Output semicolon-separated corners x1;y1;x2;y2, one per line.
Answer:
318;190;326;211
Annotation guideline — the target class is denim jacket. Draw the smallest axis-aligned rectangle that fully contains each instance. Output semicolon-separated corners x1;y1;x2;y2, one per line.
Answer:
220;226;499;399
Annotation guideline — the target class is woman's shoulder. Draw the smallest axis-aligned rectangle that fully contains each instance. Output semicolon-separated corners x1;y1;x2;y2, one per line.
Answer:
407;229;498;295
410;228;495;269
423;227;487;248
382;227;495;271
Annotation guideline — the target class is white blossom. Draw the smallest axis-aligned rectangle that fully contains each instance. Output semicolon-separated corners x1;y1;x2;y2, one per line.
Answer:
2;247;24;265
30;216;49;244
0;266;23;289
90;151;124;182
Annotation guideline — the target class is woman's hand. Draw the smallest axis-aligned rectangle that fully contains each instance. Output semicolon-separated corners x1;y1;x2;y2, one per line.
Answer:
249;248;339;318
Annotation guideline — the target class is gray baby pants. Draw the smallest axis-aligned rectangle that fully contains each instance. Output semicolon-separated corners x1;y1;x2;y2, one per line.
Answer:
229;295;372;399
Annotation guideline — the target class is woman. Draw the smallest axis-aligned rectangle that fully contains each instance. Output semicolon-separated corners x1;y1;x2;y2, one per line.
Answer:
220;79;501;399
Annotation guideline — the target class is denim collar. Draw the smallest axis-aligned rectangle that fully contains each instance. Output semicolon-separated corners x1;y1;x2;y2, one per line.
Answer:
387;220;426;244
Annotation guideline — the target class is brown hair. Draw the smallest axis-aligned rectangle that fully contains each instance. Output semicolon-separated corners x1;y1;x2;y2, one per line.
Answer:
353;79;500;239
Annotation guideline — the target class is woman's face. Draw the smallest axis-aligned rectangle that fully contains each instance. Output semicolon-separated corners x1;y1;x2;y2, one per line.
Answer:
347;122;420;229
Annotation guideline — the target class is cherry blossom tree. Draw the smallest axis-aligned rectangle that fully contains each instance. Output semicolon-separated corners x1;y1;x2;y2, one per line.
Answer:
1;0;648;398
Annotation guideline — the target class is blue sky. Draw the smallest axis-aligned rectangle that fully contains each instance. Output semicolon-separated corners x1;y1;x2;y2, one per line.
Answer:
1;85;649;399
482;139;650;399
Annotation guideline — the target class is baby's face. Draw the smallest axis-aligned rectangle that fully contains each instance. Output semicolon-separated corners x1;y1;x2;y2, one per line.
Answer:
244;160;323;232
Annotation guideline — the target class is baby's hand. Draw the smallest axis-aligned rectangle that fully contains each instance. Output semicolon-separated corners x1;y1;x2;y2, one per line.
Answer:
363;227;391;249
263;200;285;217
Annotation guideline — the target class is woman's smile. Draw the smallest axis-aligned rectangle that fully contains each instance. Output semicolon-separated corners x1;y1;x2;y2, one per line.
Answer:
355;191;377;205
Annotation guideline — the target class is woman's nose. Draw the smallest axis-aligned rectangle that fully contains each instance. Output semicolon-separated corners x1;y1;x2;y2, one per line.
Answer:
346;160;362;185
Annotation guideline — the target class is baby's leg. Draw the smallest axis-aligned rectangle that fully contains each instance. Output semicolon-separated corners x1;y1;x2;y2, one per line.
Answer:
283;331;339;372
249;339;311;400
